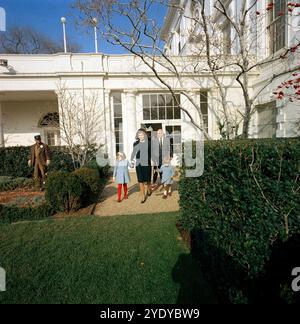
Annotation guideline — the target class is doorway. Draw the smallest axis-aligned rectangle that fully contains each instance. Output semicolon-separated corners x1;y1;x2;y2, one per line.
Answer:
142;123;163;138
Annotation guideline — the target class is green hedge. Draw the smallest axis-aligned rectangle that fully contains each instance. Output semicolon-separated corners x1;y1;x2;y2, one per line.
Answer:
0;203;53;225
0;176;34;192
0;146;75;178
45;172;87;213
73;167;101;196
179;138;300;303
0;146;110;179
85;159;111;178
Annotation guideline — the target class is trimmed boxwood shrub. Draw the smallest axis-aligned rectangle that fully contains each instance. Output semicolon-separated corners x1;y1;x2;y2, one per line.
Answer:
0;176;34;192
73;167;101;196
85;159;111;178
179;138;300;303
45;172;86;213
0;146;110;178
0;203;53;225
0;146;75;178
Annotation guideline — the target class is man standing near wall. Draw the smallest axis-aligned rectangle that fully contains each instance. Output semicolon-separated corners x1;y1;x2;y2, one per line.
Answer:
28;135;51;191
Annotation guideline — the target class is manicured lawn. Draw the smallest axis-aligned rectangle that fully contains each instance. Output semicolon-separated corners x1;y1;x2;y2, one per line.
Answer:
0;212;216;304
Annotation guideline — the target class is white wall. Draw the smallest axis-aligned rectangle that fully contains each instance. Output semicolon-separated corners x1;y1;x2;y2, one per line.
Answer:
2;100;58;146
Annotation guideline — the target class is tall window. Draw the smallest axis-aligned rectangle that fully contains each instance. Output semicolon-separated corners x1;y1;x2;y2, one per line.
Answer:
112;93;123;154
223;21;231;55
256;102;277;138
39;112;60;146
200;91;208;134
177;26;181;54
142;94;181;121
267;0;287;54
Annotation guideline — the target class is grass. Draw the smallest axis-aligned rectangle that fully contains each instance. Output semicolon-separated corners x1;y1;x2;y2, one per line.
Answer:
0;212;216;304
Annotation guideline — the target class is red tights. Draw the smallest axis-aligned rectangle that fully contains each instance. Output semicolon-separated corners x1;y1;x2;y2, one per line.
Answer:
118;184;128;201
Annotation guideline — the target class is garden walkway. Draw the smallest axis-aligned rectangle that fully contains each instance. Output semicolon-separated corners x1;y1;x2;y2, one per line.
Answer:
94;172;180;216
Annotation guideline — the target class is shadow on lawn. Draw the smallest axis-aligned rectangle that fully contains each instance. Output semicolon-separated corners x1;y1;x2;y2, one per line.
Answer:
179;228;300;304
172;253;218;304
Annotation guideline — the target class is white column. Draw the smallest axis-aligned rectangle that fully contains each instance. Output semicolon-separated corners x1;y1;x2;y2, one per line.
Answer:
104;89;114;164
0;102;4;147
181;91;200;142
124;90;137;160
209;88;221;140
56;91;67;146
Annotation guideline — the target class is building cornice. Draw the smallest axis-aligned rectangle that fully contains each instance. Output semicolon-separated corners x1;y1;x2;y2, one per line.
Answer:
0;70;260;80
160;0;182;41
0;72;107;78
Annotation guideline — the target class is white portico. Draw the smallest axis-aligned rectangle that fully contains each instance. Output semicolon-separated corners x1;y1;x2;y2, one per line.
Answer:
0;50;298;165
0;53;214;163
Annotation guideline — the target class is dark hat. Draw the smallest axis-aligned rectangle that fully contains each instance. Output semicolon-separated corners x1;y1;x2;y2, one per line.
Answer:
34;135;41;140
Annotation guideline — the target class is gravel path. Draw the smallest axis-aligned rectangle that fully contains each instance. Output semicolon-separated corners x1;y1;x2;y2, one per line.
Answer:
94;172;180;217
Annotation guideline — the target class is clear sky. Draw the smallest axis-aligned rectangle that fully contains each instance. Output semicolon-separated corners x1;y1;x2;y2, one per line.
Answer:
0;0;167;54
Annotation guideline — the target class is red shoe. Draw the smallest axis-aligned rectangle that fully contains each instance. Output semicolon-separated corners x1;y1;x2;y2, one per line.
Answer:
117;199;122;203
124;195;128;200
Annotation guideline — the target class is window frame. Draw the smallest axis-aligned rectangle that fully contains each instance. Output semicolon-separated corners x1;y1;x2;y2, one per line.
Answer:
200;91;209;134
256;101;277;138
112;92;124;155
142;93;182;122
267;0;287;55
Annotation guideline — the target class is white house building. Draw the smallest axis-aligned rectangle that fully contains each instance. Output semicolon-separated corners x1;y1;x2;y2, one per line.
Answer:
0;53;208;164
161;0;300;138
0;0;299;164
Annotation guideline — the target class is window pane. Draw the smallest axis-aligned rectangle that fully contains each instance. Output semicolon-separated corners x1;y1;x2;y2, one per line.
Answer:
115;131;120;143
46;131;56;146
143;93;181;121
114;104;122;117
174;126;181;133
174;94;181;107
201;102;208;115
114;118;123;130
113;92;123;155
200;91;208;103
151;107;158;120
268;0;286;54
159;107;166;120
150;94;158;108
143;108;151;120
166;94;173;106
113;93;122;104
167;107;174;119
115;131;124;143
256;102;277;138
158;94;165;108
143;95;150;107
174;107;181;119
165;126;182;154
40;112;59;127
165;126;172;136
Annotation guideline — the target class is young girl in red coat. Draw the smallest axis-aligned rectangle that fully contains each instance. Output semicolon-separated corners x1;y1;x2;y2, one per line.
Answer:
113;152;131;202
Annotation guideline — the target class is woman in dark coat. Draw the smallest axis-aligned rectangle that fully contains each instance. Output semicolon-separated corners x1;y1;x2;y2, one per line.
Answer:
131;128;152;203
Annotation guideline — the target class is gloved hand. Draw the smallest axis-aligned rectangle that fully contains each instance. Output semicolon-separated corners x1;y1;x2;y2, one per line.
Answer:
28;160;32;167
46;160;51;166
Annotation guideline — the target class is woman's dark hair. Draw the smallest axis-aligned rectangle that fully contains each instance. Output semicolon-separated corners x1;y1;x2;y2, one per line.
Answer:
135;128;148;140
